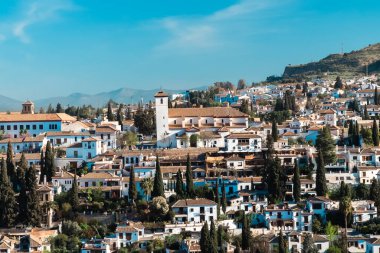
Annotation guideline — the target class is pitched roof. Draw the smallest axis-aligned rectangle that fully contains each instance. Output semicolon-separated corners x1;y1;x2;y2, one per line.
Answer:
154;91;169;97
168;107;248;118
172;198;217;207
0;113;76;123
226;133;261;139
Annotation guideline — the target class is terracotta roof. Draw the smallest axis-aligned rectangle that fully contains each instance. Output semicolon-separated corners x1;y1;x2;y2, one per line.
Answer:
172;198;217;207
226;133;261;139
0;113;76;123
168;107;248;118
0;136;45;144
154;91;169;97
96;126;118;133
80;172;118;179
46;131;90;137
82;137;101;142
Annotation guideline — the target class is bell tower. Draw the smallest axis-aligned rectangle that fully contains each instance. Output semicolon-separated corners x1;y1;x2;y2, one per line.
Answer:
154;91;169;148
22;100;35;114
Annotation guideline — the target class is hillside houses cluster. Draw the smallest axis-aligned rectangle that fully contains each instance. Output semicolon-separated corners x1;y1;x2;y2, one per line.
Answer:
3;75;380;252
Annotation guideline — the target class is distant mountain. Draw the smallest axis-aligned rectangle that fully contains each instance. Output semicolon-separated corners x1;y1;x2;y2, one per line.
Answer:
32;87;194;109
0;95;22;111
283;43;380;78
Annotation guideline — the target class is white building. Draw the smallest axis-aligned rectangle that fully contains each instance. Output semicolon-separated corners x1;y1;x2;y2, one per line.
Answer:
154;91;249;148
172;198;218;223
225;132;262;152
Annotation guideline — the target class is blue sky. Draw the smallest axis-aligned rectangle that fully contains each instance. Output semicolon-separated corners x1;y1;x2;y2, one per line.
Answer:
0;0;380;100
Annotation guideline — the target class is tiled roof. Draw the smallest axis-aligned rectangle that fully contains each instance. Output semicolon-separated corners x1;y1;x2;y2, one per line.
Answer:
0;113;75;123
168;107;248;118
226;133;261;139
81;172;118;179
46;131;90;137
172;198;217;207
154;91;169;97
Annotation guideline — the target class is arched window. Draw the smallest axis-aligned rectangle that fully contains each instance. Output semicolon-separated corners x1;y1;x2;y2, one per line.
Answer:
160;98;163;104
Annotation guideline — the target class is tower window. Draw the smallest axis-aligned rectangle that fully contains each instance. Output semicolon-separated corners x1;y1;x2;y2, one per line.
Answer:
160;98;163;104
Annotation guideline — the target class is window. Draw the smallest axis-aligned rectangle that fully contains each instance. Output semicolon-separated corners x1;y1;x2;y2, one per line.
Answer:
160;98;163;104
7;125;10;130
20;125;24;130
13;125;17;130
39;124;43;130
26;125;30;130
33;125;36;130
0;126;3;130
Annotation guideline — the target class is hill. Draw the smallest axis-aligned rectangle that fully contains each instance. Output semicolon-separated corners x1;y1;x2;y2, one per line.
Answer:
283;43;380;78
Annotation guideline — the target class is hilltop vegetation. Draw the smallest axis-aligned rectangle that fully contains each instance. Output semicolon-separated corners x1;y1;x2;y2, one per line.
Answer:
283;43;380;79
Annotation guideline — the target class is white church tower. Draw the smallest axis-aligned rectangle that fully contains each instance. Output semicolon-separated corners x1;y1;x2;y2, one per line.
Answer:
155;91;170;148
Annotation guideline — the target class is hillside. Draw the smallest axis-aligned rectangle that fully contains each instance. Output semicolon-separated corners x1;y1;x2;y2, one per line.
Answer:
283;43;380;78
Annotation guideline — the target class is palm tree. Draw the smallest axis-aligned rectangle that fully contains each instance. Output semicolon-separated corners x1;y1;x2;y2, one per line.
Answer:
141;177;154;201
341;196;352;252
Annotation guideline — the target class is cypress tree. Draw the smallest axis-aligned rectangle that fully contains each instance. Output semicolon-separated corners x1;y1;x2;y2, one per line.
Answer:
44;141;55;182
364;105;369;120
185;154;194;197
210;220;218;253
217;225;225;253
152;156;164;197
6;142;16;189
0;159;17;227
200;221;211;253
175;169;184;198
16;152;28;192
221;181;227;214
39;151;45;183
70;172;79;213
316;150;327;196
303;233;318;253
375;87;379;105
272;119;278;142
25;166;41;226
117;103;124;126
241;213;250;250
370;179;380;215
107;102;115;121
354;121;361;146
278;229;286;253
293;161;301;202
373;119;379;146
128;166;137;203
215;179;220;218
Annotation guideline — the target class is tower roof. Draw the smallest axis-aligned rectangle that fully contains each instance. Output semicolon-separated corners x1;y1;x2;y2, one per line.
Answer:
154;90;168;98
23;100;34;105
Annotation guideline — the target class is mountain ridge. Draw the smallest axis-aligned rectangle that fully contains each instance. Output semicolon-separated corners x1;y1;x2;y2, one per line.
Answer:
283;43;380;78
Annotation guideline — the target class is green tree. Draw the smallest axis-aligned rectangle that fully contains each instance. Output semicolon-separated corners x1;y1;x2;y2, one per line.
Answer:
200;221;211;253
56;103;64;113
16;152;28;192
373;119;379;146
272;119;278;142
152;156;165;198
210;220;218;253
303;233;318;253
70;172;79;214
241;213;251;250
370;179;380;214
0;159;17;227
215;179;220;218
278;229;286;253
141;177;153;201
325;222;338;244
117;103;124;126
363;105;370;120
24;166;41;226
293;161;301;202
128;166;138;204
39;151;45;183
334;76;344;89
375;87;379;105
185;154;194;197
316;126;336;165
239;100;249;114
107;102;115;121
175;169;184;198
217;225;225;253
44;141;55;182
339;196;352;252
6;142;16;190
316;150;327;196
221;182;227;214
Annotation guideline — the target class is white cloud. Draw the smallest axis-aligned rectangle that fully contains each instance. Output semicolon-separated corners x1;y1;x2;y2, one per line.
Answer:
10;0;77;43
155;0;286;52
